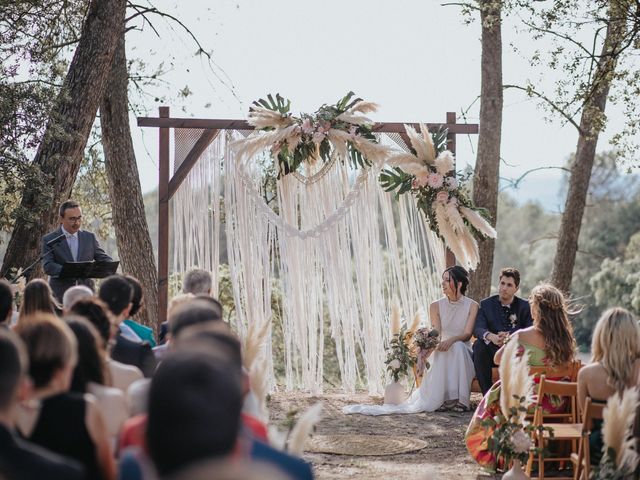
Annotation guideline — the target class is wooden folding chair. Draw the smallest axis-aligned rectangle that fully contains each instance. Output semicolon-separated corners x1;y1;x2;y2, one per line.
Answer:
570;397;605;480
526;375;581;479
529;360;582;383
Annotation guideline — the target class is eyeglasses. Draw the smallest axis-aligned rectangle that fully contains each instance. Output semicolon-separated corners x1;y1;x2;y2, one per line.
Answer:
66;216;82;223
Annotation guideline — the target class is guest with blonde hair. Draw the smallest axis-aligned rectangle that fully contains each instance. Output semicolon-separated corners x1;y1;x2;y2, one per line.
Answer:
577;307;640;466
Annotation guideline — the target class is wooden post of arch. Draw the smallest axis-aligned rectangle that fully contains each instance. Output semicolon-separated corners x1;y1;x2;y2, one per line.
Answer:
140;109;478;327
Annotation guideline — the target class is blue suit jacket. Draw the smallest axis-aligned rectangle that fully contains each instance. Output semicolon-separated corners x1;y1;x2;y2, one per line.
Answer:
473;294;533;340
42;228;112;301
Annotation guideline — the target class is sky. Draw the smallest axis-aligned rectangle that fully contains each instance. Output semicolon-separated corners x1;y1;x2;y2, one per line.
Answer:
126;0;630;212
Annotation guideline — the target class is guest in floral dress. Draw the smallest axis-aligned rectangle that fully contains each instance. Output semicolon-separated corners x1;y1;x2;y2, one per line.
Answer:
465;283;577;471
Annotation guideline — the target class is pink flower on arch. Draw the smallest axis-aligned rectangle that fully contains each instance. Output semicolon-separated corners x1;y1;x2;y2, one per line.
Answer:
445;176;458;190
427;173;444;189
436;191;449;203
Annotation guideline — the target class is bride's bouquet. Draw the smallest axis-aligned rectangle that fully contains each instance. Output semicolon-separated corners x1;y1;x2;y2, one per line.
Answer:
413;328;440;377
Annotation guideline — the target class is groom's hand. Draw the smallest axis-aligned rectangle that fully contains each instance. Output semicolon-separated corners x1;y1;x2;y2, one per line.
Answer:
488;332;507;346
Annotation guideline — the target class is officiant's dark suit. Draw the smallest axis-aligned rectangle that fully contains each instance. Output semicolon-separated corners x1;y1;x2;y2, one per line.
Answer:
472;292;532;394
42;201;112;302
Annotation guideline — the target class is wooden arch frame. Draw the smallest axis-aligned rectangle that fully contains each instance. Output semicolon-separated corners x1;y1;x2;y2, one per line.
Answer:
138;107;479;324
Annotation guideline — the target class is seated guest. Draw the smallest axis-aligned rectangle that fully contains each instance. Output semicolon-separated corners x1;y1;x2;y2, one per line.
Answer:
66;316;129;447
17;279;61;325
155;296;222;358
146;350;243;477
15;314;115;480
155;293;194;350
157;269;215;345
0;329;85;480
577;307;640;466
0;278;14;327
473;267;533;395
183;268;213;296
62;285;93;314
70;298;144;392
121;275;156;347
466;283;577;471
99;275;157;377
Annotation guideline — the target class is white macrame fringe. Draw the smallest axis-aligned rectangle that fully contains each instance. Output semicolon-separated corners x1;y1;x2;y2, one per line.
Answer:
171;130;444;394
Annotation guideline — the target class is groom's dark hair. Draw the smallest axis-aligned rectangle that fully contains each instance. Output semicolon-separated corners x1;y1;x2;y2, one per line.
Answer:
444;265;469;295
499;267;521;287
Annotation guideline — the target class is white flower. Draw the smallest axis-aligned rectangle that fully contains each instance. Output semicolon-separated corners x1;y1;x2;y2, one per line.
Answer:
389;359;401;370
510;430;533;454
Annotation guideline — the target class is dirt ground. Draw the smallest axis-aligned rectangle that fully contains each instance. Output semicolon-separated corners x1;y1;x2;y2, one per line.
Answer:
268;390;501;480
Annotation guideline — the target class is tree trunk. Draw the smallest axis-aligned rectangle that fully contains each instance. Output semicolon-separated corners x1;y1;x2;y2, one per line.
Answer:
100;36;159;329
467;0;503;302
550;1;627;294
0;0;126;279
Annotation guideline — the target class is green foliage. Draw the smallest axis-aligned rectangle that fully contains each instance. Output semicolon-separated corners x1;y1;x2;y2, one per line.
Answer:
481;400;553;470
384;326;415;383
252;91;377;177
495;152;640;348
0;0;85;231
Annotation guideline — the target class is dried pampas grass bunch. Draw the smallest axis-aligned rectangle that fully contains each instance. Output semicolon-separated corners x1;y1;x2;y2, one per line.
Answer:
287;402;323;456
602;388;639;474
499;336;534;423
390;299;402;337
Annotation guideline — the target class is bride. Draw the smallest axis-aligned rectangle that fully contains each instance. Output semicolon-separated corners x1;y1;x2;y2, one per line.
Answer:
344;266;478;415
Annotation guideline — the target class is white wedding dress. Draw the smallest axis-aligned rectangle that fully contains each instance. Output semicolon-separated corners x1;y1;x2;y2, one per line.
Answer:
344;296;476;415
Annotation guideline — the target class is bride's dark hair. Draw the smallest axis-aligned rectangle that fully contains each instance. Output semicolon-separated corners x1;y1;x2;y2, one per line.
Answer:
444;266;469;295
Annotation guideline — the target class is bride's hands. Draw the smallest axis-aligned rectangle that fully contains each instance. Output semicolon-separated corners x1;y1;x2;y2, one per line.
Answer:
437;338;455;351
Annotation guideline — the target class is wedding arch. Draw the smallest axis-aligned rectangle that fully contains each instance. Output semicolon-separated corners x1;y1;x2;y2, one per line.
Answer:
138;103;479;393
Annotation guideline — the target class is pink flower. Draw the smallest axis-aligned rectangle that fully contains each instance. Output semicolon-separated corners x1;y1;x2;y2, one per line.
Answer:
445;176;458;189
348;125;358;137
301;118;313;134
427;173;444;189
448;196;458;208
412;172;429;189
436;191;449;203
320;121;332;133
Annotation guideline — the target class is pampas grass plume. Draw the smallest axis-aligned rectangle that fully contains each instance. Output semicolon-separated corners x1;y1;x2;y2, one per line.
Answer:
249;355;270;422
499;336;534;423
243;318;272;371
434;151;455;175
419;123;436;163
351;101;379;115
603;388;639;471
409;310;423;333
288;402;323;456
459;206;497;239
390;300;402;336
404;124;430;163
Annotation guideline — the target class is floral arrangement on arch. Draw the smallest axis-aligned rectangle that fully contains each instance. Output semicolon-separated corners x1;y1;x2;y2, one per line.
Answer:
234;92;390;178
379;124;497;269
480;337;550;471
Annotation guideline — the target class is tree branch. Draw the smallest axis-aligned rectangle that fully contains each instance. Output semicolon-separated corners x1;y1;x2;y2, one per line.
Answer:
503;84;583;133
499;165;571;191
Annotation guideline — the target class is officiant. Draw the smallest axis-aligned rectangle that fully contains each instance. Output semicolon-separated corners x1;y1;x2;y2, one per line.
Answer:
42;200;113;302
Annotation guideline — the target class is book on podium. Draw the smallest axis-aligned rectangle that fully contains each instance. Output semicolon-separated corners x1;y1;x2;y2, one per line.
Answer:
58;260;120;280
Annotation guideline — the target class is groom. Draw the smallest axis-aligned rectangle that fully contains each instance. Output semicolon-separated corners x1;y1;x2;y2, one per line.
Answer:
472;267;532;395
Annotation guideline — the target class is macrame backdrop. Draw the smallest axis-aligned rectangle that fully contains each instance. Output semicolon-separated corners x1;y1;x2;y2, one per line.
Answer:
171;130;445;394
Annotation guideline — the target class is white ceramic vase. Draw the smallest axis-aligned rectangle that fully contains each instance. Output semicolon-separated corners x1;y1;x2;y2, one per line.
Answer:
502;459;530;480
383;379;405;405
